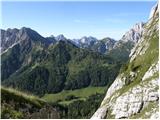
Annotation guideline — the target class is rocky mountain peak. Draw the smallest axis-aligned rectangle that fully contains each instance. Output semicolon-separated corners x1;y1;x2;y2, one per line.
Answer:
121;22;144;43
132;22;144;33
102;37;115;42
55;34;66;41
100;37;116;50
18;27;31;40
50;35;55;38
149;3;158;19
6;28;19;33
80;36;97;44
1;27;49;53
18;27;36;35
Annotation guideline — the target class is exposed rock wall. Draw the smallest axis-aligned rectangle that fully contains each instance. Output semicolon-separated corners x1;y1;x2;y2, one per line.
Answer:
121;22;144;43
92;3;159;119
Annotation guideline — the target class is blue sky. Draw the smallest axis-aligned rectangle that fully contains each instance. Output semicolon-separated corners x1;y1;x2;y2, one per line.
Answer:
1;1;156;40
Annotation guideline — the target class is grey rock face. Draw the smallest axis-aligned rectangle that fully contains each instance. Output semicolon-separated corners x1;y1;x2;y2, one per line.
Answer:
112;76;159;118
1;28;20;52
149;3;158;19
100;73;126;106
101;37;116;51
90;37;116;54
1;27;52;53
121;22;144;43
72;36;116;54
109;22;144;62
91;105;108;119
142;62;159;81
77;36;97;47
55;34;66;41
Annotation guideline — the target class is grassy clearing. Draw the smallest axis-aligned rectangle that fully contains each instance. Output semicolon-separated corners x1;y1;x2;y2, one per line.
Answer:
1;86;45;108
58;98;86;106
42;86;107;103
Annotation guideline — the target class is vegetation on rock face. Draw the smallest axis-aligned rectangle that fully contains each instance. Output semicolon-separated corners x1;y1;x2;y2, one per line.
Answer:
92;4;159;119
129;101;158;119
120;13;159;89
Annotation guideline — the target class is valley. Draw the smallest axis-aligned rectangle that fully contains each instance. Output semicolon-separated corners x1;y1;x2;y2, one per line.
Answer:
0;25;138;118
0;1;159;119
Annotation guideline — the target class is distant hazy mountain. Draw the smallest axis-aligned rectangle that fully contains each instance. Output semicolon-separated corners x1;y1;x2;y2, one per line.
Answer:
1;27;54;53
72;36;97;47
55;34;67;41
1;22;144;56
71;36;116;54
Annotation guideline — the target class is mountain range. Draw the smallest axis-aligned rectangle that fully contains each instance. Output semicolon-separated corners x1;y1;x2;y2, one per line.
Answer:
1;3;158;119
1;20;144;54
1;19;145;95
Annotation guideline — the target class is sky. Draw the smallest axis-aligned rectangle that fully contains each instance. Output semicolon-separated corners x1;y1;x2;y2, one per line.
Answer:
1;0;156;40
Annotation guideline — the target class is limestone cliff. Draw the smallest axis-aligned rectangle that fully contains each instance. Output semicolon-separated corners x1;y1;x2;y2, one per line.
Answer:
92;3;159;119
121;22;144;43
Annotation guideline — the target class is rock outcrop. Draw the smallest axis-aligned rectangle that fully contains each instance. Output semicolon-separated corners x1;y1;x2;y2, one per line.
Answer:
72;36;116;54
1;27;54;53
55;34;67;41
92;3;159;119
121;22;144;43
149;3;158;19
108;21;144;63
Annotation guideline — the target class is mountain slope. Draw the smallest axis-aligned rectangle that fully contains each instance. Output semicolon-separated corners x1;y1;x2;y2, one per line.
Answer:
2;39;121;95
1;27;53;53
88;37;116;54
1;36;122;119
1;86;60;119
1;27;53;81
92;3;159;119
107;40;135;63
106;22;144;62
1;25;142;61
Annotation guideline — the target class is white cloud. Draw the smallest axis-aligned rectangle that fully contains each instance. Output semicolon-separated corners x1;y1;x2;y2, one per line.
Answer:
73;19;88;23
